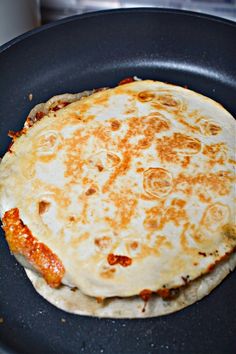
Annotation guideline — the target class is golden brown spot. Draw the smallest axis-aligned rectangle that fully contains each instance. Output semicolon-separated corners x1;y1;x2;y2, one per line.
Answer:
69;112;82;120
229;159;236;165
129;114;170;139
89;151;121;173
76;102;90;114
208;123;221;135
85;114;96;122
156;133;201;165
2;208;65;288
96;297;104;303
35;132;60;159
100;268;116;279
142;114;170;136
82;176;92;185
189;109;199;118
94;236;112;251
38;201;50;215
104;216;115;229
203;143;227;165
157;94;178;107
144;205;163;230
144;218;158;230
38;154;57;163
222;225;236;242
176;116;201;133
64;133;89;180
107;254;132;267
71;232;90;248
93;91;109;105
138;91;155;102
175;171;232;197
130;241;139;250
85;188;96;196
102;151;130;193
94;126;111;142
137;167;144;173
37;185;70;209
198;193;212;203
126;240;141;255
141;193;163;201
107;153;121;167
159;206;187;229
111;120;121;131
143;168;173;198
133;236;171;261
171;199;186;208
69;216;76;222
174;135;201;155
81;198;88;224
118;127;133;149
108;191;138;229
179;223;196;253
198;118;222;136
125;108;136;115
181;156;191;168
137;138;151;149
154;235;172;250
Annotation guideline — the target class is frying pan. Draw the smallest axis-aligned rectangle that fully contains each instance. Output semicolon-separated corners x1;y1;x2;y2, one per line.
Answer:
0;8;235;354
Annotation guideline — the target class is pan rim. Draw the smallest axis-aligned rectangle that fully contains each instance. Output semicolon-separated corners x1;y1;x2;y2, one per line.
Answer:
0;7;235;354
0;7;235;55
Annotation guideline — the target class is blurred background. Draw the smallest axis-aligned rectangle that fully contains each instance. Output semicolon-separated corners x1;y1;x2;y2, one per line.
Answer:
41;0;236;23
0;0;235;45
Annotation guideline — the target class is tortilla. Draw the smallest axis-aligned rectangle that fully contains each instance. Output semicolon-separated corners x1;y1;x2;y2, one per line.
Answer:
24;252;236;318
0;79;235;317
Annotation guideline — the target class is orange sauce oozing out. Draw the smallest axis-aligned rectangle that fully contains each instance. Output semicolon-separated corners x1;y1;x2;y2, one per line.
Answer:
107;253;132;267
2;208;65;288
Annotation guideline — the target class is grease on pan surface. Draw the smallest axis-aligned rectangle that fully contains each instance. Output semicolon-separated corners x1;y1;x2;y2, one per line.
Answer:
0;80;235;317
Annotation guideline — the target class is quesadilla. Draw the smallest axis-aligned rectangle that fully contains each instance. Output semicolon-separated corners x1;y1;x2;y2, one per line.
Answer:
0;79;235;317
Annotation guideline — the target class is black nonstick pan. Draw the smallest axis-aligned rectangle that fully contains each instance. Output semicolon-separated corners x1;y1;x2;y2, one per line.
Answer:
0;8;235;354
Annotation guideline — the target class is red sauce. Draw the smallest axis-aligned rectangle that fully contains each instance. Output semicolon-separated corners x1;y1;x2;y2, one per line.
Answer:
35;111;45;121
107;253;132;267
118;77;135;85
139;289;152;312
156;288;171;299
139;289;152;302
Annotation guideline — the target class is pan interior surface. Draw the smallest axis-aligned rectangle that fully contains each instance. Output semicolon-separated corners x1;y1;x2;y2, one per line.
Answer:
0;9;235;354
